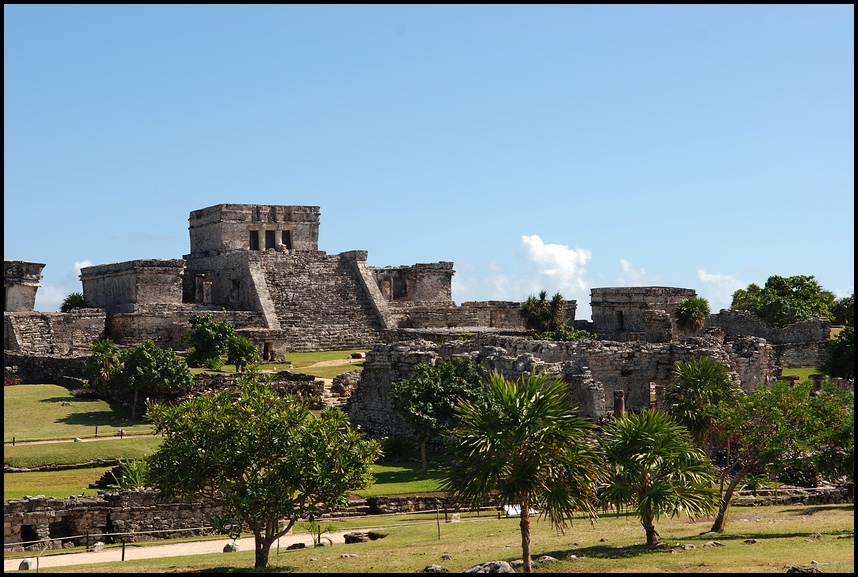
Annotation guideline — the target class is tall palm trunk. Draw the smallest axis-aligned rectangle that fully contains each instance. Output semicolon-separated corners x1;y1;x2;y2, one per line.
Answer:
520;496;532;573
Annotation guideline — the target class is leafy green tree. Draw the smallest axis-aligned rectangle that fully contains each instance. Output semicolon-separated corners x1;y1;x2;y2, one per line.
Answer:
60;291;89;312
673;296;711;334
804;381;854;485
730;275;836;327
708;380;824;532
520;290;565;334
390;357;485;473
831;294;854;326
119;340;193;418
85;338;122;399
600;410;717;546
226;334;262;372
824;326;854;379
665;357;741;455
441;371;604;573
146;376;381;569
183;313;237;367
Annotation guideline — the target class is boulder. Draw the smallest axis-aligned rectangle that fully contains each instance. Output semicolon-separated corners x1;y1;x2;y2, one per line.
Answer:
223;542;239;552
464;561;515;573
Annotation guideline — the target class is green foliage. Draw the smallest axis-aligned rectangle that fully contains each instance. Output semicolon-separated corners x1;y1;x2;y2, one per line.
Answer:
379;433;416;462
226;335;261;372
529;324;595;342
85;338;122;398
441;370;604;573
146;375;381;569
108;458;150;490
824;326;854;379
803;381;854;484
301;520;339;547
730;275;836;327
389;357;485;473
706;379;848;531
119;340;193;418
202;355;225;371
600;410;717;546
666;357;741;452
673;296;711;334
60;291;90;312
831;294;854;326
183;313;237;368
519;290;565;334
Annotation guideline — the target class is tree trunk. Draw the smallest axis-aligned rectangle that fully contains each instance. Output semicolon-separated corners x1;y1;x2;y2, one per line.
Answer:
131;389;138;419
520;497;532;573
642;509;660;546
421;439;427;474
711;462;753;532
254;537;271;569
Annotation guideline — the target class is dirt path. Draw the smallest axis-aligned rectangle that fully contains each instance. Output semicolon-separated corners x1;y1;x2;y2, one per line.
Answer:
4;529;368;571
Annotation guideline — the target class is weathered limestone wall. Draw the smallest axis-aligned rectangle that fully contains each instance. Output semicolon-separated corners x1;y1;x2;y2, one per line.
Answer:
188;204;320;256
4;353;88;388
4;490;223;549
4;260;45;312
80;260;185;314
106;305;266;349
4;310;106;356
345;332;775;437
372;262;454;303
260;251;387;351
590;286;696;340
459;301;528;331
705;311;831;368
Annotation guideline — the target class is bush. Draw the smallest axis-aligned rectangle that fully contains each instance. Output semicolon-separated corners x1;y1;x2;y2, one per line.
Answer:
184;314;237;368
824;326;854;379
60;292;90;312
380;433;416;462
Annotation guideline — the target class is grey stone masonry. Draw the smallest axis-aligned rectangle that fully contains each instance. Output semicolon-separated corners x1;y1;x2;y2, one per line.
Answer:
4;310;106;356
345;330;775;437
80;260;185;314
4;260;45;312
591;286;696;341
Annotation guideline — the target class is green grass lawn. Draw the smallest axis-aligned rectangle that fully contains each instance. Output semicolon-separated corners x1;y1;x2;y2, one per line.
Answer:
780;367;826;381
189;350;369;379
4;385;154;443
3;468;110;500
358;460;446;497
7;504;853;573
3;436;162;470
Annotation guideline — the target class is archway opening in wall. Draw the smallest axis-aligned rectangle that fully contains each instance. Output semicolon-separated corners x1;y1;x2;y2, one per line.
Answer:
616;310;624;331
49;519;74;547
20;524;39;546
281;230;292;250
265;230;275;250
263;341;273;362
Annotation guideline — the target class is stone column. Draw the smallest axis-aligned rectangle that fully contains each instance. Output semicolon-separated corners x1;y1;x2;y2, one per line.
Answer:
613;390;625;419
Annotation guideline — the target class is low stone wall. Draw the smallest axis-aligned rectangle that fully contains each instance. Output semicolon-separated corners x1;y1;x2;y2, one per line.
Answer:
4;353;88;388
4;310;106;357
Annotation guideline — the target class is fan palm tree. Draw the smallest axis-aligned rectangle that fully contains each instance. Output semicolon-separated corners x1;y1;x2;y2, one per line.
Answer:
600;410;717;546
519;290;565;334
86;338;122;399
673;296;710;335
441;371;604;573
666;357;741;455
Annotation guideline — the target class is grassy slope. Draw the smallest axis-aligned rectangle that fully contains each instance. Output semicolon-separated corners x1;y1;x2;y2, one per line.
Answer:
4;385;154;443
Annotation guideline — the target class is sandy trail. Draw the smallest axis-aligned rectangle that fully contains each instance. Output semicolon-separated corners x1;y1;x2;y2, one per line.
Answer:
4;529;367;571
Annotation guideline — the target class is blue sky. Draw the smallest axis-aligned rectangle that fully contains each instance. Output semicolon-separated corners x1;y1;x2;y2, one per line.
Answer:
5;5;854;319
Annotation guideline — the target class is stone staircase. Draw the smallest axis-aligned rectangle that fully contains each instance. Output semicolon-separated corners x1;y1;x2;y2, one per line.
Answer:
321;498;374;518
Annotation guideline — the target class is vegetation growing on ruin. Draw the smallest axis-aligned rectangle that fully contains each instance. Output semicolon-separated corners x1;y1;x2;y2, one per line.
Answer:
520;290;595;341
673;296;711;333
59;291;90;312
729;275;840;327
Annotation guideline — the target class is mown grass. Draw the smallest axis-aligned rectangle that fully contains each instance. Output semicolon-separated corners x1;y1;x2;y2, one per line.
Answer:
8;504;853;573
188;350;369;379
779;367;825;382
4;385;154;443
3;468;110;500
3;436;162;470
357;460;446;497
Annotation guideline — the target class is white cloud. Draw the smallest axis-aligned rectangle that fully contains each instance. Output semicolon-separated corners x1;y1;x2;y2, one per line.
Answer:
518;235;591;293
33;284;66;312
697;269;746;312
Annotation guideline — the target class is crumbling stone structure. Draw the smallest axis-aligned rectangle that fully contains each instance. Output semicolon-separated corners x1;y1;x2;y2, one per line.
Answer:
74;204;529;357
589;286;697;342
4;260;46;313
345;330;776;438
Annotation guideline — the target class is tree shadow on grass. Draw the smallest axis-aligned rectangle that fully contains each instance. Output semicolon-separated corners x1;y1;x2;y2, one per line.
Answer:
541;543;661;560
370;467;443;486
39;396;103;405
186;567;292;573
56;410;145;428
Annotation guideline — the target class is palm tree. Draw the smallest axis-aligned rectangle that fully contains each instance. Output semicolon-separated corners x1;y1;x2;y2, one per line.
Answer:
441;371;604;573
519;290;565;334
600;410;717;546
673;296;710;335
86;338;122;399
61;291;90;313
666;357;741;455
